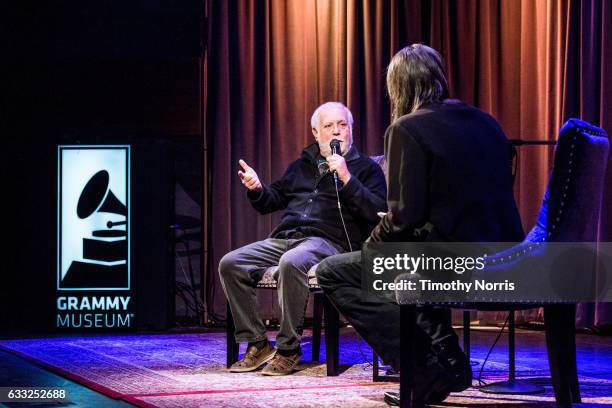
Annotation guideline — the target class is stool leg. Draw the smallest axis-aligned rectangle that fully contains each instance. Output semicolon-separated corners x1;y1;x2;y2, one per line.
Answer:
463;310;471;361
312;291;324;362
373;350;380;381
323;295;339;376
479;310;544;395
226;302;239;368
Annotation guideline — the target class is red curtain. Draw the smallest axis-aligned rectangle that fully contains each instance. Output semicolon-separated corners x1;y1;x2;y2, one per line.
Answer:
204;0;612;326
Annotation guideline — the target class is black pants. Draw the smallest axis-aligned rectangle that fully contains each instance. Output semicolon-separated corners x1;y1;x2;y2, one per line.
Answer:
316;250;459;369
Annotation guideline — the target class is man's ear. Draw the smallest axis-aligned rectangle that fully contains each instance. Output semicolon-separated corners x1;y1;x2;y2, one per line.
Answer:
311;128;318;140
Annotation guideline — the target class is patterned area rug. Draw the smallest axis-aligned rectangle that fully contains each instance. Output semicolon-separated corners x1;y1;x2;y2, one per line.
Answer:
1;332;611;407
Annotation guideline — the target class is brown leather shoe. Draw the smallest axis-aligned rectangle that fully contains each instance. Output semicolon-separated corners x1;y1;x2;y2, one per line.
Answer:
228;341;276;372
260;351;301;376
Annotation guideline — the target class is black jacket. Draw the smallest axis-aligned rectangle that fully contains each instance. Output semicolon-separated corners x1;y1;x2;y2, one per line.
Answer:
249;143;387;251
370;100;524;243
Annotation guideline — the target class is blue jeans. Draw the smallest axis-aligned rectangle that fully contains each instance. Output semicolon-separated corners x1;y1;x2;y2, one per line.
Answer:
219;237;342;351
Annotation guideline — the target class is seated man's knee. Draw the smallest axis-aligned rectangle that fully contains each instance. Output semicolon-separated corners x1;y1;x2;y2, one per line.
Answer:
316;252;358;288
277;253;302;276
278;249;321;282
315;257;334;287
218;250;239;282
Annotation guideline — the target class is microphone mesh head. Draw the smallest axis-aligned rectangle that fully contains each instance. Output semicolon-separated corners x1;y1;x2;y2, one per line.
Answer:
330;139;341;153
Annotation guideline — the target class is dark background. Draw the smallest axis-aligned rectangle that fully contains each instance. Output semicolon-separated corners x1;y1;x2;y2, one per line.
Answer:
1;1;203;334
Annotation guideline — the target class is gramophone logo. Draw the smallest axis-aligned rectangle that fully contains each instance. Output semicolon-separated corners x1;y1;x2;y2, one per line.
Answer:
58;146;130;290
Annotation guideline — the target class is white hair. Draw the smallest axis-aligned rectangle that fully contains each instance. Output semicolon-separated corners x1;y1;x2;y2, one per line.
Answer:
310;102;354;130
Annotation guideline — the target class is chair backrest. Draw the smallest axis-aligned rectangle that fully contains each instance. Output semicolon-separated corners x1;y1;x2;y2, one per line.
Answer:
370;154;387;178
526;118;609;243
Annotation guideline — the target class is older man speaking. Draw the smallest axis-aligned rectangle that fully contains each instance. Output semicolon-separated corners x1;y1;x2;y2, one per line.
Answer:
219;102;387;376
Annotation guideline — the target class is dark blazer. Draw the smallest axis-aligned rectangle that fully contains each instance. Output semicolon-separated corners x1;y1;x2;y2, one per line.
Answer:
370;100;524;243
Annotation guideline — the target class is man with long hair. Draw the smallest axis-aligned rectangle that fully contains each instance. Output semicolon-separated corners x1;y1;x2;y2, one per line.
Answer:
317;44;524;404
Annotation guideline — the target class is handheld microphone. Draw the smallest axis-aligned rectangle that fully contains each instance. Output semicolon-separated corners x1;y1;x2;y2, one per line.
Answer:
328;138;353;252
329;139;341;183
330;139;341;155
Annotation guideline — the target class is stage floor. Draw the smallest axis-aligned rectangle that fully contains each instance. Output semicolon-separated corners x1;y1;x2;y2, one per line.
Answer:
1;327;611;407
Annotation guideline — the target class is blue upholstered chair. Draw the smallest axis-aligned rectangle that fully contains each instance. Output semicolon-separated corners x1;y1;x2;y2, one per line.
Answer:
396;118;609;406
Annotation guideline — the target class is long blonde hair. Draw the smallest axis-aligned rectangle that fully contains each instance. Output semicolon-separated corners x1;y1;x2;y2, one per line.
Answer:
386;44;450;121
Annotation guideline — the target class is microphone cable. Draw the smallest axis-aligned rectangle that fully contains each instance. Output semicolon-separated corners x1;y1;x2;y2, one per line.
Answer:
333;174;353;252
329;139;353;253
476;313;510;387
